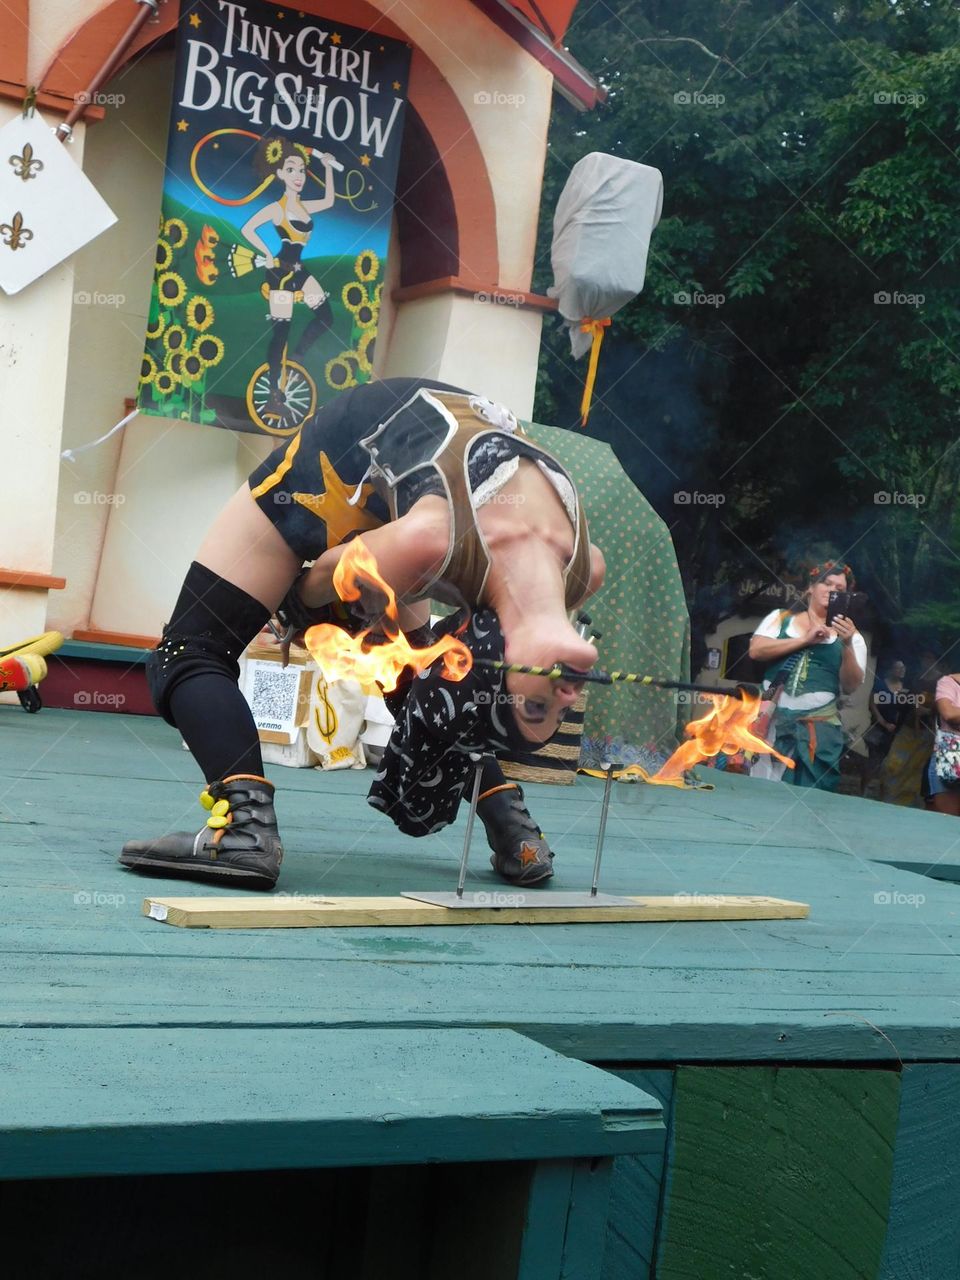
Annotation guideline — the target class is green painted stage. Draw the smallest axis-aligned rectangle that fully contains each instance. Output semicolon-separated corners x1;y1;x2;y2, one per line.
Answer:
3;708;960;1278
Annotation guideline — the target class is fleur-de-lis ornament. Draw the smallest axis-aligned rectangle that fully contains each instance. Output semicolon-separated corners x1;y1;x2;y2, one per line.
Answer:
1;212;33;251
9;143;43;182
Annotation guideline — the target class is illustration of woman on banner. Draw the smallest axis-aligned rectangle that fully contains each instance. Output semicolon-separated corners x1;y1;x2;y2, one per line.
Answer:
228;138;342;432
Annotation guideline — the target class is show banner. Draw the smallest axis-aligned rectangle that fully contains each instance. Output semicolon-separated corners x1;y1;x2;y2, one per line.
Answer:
137;1;410;436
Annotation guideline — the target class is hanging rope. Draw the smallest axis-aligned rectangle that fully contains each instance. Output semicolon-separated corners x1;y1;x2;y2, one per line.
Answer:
578;317;610;426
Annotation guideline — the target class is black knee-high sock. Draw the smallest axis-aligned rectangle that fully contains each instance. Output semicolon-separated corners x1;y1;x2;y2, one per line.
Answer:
154;562;272;783
170;673;266;783
292;300;333;360
479;757;508;797
267;320;289;392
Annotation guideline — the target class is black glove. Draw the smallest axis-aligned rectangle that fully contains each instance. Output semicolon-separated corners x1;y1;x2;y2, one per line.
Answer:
275;570;367;638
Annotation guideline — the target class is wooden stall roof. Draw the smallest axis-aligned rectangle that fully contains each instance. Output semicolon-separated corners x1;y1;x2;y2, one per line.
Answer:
2;709;960;1065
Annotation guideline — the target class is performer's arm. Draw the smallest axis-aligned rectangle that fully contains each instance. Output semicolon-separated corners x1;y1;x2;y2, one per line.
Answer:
240;205;278;261
297;504;449;614
302;153;337;215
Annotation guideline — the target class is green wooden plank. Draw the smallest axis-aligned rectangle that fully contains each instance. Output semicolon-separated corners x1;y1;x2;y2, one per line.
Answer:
0;1028;662;1180
561;1157;615;1280
879;1064;960;1279
656;1066;900;1280
602;1070;674;1280
56;641;151;664
4;710;960;1064
518;1161;573;1280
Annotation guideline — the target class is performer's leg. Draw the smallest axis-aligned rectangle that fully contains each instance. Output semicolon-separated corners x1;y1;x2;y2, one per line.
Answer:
120;487;301;889
477;757;554;886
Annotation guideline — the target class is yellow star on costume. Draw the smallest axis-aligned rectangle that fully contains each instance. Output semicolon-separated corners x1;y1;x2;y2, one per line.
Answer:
177;119;189;132
360;153;371;166
293;452;380;542
188;12;201;26
331;31;342;44
392;81;402;91
518;841;542;867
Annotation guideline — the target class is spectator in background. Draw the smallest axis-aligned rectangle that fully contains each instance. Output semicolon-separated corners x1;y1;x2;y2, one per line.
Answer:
923;671;960;816
862;658;907;794
749;560;866;790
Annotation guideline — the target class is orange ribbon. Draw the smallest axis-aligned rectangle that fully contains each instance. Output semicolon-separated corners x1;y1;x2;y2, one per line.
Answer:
579;317;611;426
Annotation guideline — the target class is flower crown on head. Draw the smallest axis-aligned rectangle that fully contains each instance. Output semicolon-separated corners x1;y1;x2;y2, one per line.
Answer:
809;559;854;586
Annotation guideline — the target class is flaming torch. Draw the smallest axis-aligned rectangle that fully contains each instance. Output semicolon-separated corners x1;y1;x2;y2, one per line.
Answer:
301;539;472;691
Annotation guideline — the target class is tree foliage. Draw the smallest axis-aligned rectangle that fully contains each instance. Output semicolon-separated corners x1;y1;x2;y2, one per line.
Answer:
536;0;960;659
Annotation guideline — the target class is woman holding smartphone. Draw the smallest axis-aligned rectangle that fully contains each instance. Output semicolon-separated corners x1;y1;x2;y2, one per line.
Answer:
749;561;866;790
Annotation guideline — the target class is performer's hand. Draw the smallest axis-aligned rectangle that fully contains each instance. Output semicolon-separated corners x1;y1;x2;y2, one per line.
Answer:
803;622;830;645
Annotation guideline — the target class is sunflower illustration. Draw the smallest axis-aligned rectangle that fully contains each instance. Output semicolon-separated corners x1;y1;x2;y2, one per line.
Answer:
155;240;173;272
164;217;189;250
145;313;166;342
294;143;312;163
193;334;225;368
374;282;383;306
164;324;188;355
265;138;284;164
181;352;204;383
186;295;215;332
154;370;179;397
357;329;375;374
139;354;158;386
355;302;377;330
157;271;187;308
325;354;358;389
166;351;186;377
355;250;379;282
342;281;368;313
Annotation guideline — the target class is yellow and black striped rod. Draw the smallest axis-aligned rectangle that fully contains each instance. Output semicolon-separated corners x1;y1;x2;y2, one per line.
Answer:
473;659;758;699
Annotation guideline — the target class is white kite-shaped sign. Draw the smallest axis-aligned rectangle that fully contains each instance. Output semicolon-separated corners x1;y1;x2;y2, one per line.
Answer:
0;112;117;295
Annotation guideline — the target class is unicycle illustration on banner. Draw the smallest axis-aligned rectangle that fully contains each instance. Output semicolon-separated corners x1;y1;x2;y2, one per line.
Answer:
226;136;344;436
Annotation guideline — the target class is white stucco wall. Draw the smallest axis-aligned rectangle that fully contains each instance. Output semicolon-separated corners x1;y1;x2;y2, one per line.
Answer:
0;103;84;648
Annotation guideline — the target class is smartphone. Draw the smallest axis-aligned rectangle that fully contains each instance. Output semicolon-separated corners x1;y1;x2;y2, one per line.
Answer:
826;590;852;627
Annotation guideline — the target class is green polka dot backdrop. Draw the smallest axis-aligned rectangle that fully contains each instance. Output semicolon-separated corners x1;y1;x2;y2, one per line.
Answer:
514;423;690;771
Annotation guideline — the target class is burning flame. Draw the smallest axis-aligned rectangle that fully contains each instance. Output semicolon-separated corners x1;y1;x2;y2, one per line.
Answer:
302;538;472;692
649;689;795;783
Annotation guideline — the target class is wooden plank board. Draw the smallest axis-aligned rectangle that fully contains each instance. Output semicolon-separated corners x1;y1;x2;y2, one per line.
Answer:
0;1027;663;1180
879;1064;960;1279
654;1066;900;1280
141;893;811;929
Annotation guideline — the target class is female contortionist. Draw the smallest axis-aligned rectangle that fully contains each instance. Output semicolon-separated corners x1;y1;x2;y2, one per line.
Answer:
120;377;606;890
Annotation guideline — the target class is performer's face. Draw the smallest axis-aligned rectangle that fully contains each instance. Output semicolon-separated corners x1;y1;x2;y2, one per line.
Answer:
277;156;306;193
505;671;584;744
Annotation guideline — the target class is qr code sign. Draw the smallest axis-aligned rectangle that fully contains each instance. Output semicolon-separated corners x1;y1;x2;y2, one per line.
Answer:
246;662;302;734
